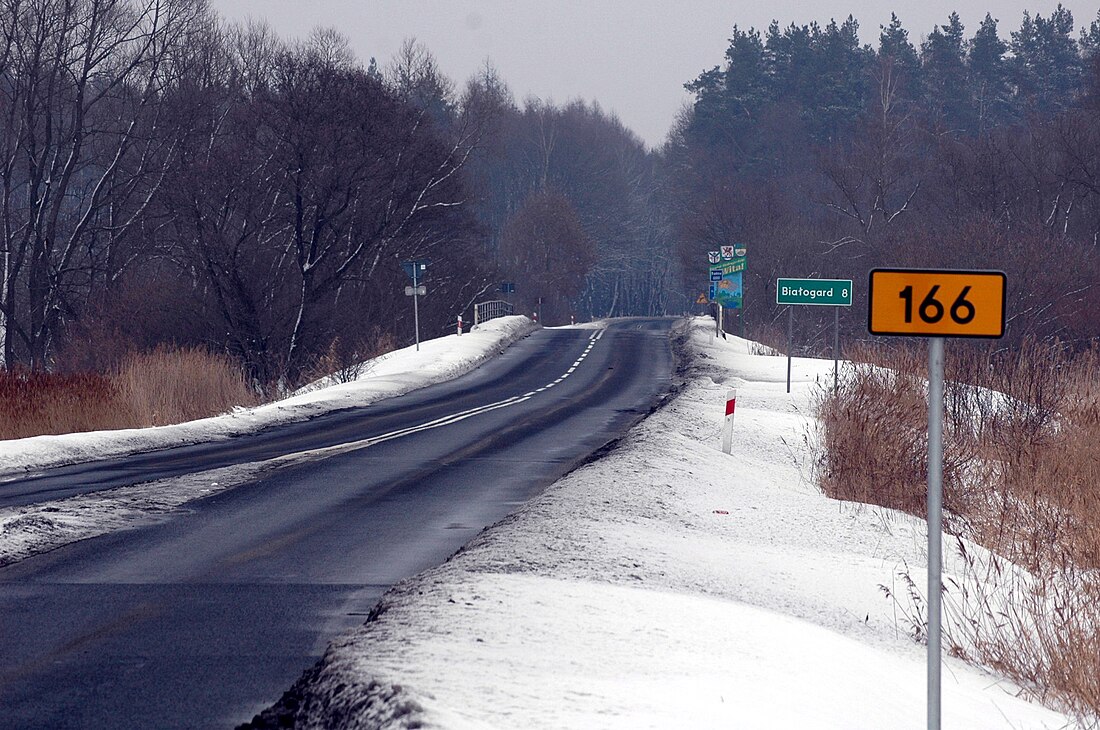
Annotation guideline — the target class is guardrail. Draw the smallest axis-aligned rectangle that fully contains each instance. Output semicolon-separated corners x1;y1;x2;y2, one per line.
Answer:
473;300;514;326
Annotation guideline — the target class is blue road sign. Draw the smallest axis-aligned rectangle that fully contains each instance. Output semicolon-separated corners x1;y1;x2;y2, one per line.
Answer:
402;260;430;281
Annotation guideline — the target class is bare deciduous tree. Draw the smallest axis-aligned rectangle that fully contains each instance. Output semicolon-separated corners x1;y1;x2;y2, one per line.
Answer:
820;57;922;234
0;0;206;368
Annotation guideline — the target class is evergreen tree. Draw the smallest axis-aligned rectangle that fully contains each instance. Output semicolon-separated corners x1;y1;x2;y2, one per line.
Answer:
877;13;921;100
684;26;772;153
366;57;382;81
765;21;816;107
811;17;871;141
721;26;772;117
921;13;971;131
1081;10;1100;61
968;13;1013;129
1010;6;1083;111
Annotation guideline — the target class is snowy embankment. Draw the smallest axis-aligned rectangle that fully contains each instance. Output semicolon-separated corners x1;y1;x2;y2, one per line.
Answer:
258;317;1074;729
0;317;537;566
0;316;535;475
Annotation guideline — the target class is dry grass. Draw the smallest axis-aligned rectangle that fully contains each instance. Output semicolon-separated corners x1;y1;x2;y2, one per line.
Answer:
113;346;259;428
814;339;1100;724
815;343;975;524
0;347;258;439
0;371;136;439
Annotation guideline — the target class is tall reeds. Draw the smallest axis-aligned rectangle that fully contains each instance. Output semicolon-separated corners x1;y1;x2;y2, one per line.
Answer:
0;347;258;440
814;339;1100;723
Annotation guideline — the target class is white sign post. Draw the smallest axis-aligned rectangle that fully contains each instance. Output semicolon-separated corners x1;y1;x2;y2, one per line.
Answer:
720;388;737;454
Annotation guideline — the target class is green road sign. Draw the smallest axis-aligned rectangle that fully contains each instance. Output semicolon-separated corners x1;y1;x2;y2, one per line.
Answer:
776;278;853;306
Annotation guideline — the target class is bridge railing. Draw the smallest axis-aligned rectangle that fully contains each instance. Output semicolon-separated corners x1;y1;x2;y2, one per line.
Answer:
473;300;514;326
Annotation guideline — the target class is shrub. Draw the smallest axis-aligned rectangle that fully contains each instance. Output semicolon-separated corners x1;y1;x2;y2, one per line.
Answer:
813;339;1100;723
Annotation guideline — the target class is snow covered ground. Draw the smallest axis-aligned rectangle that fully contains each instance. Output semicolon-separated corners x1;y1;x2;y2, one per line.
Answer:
262;317;1077;729
0;315;1079;727
0;316;537;475
0;316;537;566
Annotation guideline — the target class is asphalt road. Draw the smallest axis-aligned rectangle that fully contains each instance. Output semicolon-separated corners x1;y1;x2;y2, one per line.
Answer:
0;318;675;728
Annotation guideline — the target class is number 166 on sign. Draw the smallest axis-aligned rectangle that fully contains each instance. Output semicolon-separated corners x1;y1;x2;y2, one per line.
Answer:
868;269;1006;338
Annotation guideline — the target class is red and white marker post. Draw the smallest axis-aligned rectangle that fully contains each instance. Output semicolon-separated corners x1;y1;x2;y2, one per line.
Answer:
457;314;463;335
721;388;737;454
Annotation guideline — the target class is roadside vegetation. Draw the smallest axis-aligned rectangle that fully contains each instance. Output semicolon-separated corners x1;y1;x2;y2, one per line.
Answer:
4;2;1100;438
814;340;1100;723
0;347;259;440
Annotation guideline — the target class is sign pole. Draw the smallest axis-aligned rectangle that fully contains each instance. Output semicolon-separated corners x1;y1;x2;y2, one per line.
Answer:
927;336;945;730
834;306;840;391
716;303;722;339
775;278;853;394
786;306;793;394
412;265;421;351
866;269;1007;730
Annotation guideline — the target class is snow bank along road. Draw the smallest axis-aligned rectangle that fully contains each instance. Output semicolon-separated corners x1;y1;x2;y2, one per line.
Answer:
0;319;674;728
248;318;1073;729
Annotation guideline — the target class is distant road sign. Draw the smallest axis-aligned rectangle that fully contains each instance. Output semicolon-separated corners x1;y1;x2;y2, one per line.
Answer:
708;251;721;264
868;268;1006;338
776;278;853;306
696;293;708;305
402;260;429;281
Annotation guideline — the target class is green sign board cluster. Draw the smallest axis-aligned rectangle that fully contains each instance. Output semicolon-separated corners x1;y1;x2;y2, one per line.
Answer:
776;278;853;307
708;245;746;308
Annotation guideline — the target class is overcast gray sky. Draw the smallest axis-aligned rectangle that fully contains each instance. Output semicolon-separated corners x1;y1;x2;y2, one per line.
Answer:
208;1;1096;149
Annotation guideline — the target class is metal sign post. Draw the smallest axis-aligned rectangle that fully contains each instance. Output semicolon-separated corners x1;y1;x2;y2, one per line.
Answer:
401;260;430;351
927;336;945;730
786;306;793;394
412;265;421;351
834;307;840;391
867;268;1007;730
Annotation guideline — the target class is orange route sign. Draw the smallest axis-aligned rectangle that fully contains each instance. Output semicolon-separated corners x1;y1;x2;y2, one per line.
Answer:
868;268;1006;338
696;292;709;304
